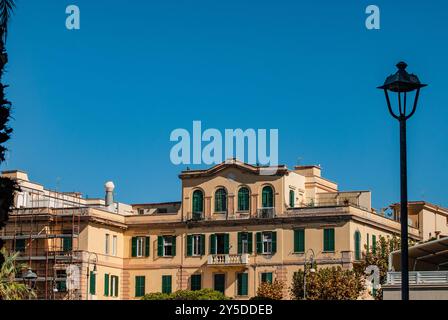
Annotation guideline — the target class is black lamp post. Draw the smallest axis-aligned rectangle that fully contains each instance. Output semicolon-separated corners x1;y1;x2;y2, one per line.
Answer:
378;62;427;300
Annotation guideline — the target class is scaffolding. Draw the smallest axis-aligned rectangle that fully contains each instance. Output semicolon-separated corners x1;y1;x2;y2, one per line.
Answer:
0;187;88;300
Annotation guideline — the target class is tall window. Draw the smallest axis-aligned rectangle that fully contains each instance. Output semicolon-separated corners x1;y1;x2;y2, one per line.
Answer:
89;271;96;295
105;234;110;255
256;231;277;254
289;190;295;207
238;187;250;211
215;188;227;213
262;186;274;208
191;274;202;291
237;273;248;296
238;232;253;254
355;231;361;260
112;235;117;256
110;275;119;297
294;229;305;253
15;237;25;252
131;236;149;257
192;190;204;218
323;228;335;252
135;276;145;297
158;235;177;257
372;235;377;254
162;275;172;294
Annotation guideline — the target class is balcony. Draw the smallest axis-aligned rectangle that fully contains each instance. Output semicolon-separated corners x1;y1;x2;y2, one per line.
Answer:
257;207;275;219
207;254;249;266
387;271;448;285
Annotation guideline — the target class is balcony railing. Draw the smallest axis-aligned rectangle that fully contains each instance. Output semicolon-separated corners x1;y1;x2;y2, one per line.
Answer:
257;207;275;219
207;254;249;265
387;271;448;285
191;212;204;221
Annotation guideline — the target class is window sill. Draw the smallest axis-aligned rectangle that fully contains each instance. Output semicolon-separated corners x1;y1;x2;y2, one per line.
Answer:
214;212;227;214
322;251;335;253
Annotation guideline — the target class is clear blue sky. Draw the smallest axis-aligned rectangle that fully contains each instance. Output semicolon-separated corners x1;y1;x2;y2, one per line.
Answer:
3;0;448;209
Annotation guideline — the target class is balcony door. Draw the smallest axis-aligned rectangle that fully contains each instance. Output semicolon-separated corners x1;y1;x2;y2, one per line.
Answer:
210;234;229;255
213;273;226;294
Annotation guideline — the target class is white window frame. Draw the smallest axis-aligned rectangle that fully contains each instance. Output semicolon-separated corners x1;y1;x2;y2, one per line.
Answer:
241;233;249;254
163;236;173;257
111;275;118;297
136;236;145;257
262;232;272;254
105;234;110;255
112;235;117;256
192;235;202;256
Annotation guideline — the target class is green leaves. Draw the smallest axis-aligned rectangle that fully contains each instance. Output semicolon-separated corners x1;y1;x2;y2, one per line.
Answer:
0;247;36;300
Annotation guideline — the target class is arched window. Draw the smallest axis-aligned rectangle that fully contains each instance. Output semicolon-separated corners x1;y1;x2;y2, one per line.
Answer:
289;190;295;207
262;186;274;208
192;190;204;218
355;231;361;260
238;187;250;212
214;188;227;213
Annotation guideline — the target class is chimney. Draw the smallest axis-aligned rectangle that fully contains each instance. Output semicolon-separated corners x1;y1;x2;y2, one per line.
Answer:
104;181;115;207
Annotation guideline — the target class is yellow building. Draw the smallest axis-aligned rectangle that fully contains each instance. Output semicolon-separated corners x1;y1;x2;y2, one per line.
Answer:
1;160;447;300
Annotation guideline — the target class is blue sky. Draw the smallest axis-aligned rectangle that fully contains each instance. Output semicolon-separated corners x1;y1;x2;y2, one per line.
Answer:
3;0;448;209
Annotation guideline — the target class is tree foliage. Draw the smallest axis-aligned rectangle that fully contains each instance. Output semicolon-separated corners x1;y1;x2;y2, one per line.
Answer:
0;248;36;300
0;0;16;238
290;266;364;300
251;280;285;300
141;289;230;300
354;235;401;300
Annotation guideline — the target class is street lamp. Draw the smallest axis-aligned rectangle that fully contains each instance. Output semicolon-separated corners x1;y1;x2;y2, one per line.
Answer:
22;267;38;299
378;61;427;300
86;252;98;300
303;249;316;300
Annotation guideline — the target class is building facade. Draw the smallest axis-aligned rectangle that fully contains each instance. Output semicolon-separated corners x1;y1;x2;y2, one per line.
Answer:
1;159;448;300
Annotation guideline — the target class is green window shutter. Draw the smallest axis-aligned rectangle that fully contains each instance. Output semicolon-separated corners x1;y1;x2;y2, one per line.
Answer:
15;238;26;252
89;271;96;295
162;275;172;294
261;272;273;284
145;237;150;257
104;273;109;297
271;231;277;253
191;274;202;291
237;232;242;254
114;276;119;297
355;232;361;260
294;229;305;253
172;236;177;256
131;237;137;257
104;274;109;296
224;234;229;254
135;276;145;297
238;188;250;211
324;228;335;252
372;235;377;254
157;236;163;257
256;232;262;254
248;232;253;254
210;234;216;254
63;237;72;251
187;235;193;256
200;234;206;255
192;190;204;215
262;186;273;208
237;273;248;296
367;233;370;253
289;190;295;207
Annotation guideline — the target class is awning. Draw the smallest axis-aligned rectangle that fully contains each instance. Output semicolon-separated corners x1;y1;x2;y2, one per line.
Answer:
389;237;448;271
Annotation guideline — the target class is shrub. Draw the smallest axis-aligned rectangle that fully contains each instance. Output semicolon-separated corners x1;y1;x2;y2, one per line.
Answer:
141;289;229;300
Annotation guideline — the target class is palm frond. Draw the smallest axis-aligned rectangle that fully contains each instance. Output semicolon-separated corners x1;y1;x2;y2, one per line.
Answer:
0;0;15;40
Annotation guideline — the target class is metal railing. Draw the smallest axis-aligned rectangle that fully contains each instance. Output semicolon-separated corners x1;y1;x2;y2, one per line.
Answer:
207;254;249;265
257;207;275;219
387;271;448;285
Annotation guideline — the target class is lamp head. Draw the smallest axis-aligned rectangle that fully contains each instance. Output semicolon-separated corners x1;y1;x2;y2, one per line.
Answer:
378;61;427;93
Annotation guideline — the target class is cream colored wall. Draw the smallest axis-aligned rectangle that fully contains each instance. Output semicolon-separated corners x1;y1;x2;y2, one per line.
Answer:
283;172;306;207
420;208;448;240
